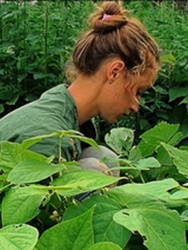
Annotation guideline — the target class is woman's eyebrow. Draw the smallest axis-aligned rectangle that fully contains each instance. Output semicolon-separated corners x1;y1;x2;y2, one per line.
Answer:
140;85;150;93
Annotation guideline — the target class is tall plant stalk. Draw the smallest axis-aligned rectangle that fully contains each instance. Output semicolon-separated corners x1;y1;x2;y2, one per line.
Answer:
0;3;2;42
44;1;48;86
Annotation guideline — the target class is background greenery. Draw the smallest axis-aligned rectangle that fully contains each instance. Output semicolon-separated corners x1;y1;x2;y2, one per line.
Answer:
0;0;188;142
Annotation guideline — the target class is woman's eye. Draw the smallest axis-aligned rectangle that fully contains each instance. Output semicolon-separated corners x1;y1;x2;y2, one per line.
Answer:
137;91;142;97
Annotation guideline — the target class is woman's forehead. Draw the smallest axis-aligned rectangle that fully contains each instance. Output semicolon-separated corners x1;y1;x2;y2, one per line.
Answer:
144;68;158;85
133;69;157;87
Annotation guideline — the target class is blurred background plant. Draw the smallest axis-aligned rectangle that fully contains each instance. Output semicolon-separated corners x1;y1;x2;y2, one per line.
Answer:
0;0;94;114
0;0;188;144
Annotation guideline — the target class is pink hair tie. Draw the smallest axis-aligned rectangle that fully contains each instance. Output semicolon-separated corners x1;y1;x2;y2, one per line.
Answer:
102;14;112;21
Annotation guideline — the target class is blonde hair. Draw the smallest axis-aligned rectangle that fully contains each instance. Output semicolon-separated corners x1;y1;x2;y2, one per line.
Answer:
66;1;160;81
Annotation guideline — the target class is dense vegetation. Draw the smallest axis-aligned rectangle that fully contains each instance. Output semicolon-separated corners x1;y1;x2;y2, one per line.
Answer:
1;1;188;249
0;0;188;140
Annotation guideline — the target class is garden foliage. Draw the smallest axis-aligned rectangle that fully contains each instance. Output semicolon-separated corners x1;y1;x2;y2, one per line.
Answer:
0;0;188;139
0;0;94;115
1;123;188;249
1;0;188;249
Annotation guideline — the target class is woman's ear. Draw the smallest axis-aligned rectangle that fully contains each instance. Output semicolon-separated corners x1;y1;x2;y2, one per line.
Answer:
107;59;125;83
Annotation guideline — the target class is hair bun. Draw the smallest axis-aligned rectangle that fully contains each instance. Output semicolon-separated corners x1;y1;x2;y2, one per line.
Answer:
89;1;128;31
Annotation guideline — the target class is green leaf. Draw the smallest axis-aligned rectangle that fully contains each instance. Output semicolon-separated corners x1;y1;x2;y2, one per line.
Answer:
180;96;188;105
21;130;99;150
0;88;13;101
7;160;63;184
128;146;142;163
2;185;49;226
89;242;122;250
0;104;4;113
0;141;48;173
0;224;38;250
64;195;131;249
161;142;188;178
70;134;100;149
169;87;188;102
161;53;176;65
154;86;168;95
20;130;80;150
135;157;161;170
107;178;181;208
6;94;19;105
21;137;46;150
51;170;122;197
171;189;188;200
156;146;172;166
105;128;134;156
113;206;186;250
138;122;180;157
0;141;23;172
0;183;12;194
34;72;48;80
36;206;95;250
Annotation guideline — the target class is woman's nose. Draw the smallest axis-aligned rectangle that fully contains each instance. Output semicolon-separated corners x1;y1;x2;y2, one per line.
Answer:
130;102;139;113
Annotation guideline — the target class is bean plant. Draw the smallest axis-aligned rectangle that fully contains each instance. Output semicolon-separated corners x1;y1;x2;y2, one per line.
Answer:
1;0;188;137
1;1;188;249
0;123;188;249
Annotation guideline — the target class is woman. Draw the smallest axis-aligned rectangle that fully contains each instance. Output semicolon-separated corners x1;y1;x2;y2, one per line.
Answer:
0;1;160;175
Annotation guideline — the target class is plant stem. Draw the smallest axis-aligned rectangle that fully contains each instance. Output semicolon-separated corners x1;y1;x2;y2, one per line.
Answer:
139;171;145;183
44;1;48;86
0;3;2;42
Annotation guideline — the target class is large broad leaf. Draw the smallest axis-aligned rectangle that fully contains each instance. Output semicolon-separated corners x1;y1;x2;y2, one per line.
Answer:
88;242;122;250
2;185;49;226
0;183;12;194
0;131;98;175
113;205;187;250
51;170;123;197
0;141;24;172
138;122;180;157
171;189;188;200
169;87;188;102
36;206;95;250
0;141;48;173
156;146;173;166
0;224;38;250
105;128;134;156
21;130;99;150
107;178;183;208
7;160;63;184
161;142;188;178
64;195;131;249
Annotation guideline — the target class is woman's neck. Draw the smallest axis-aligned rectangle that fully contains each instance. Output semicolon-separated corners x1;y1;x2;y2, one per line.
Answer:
68;74;104;125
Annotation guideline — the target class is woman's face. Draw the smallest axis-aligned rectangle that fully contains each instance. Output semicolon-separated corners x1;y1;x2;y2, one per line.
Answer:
99;70;157;123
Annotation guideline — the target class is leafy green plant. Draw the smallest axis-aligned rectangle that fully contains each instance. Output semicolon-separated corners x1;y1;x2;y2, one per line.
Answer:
1;0;188;141
1;2;188;248
1;123;188;249
0;0;94;117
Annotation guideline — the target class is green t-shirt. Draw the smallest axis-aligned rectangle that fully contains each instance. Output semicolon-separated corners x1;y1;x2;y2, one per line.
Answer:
0;84;82;161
